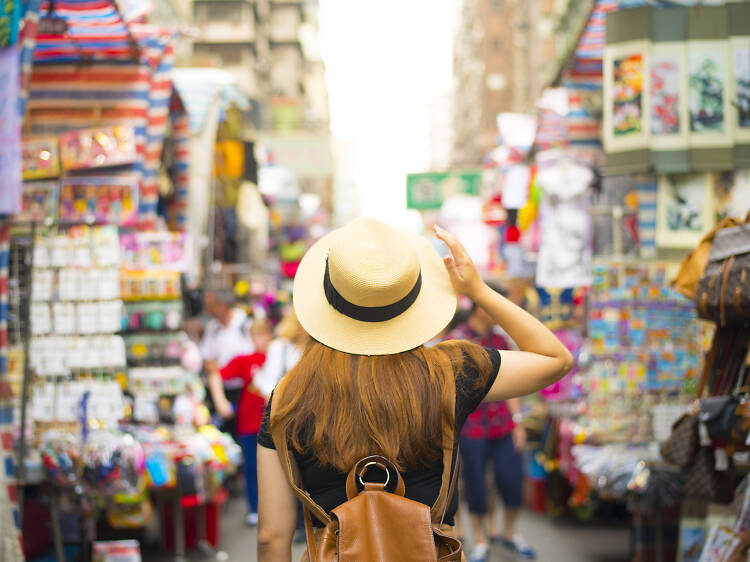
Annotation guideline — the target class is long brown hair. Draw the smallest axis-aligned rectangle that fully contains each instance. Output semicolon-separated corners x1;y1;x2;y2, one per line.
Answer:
270;339;492;472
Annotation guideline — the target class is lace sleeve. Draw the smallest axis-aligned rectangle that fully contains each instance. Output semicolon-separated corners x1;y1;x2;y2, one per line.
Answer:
454;347;501;430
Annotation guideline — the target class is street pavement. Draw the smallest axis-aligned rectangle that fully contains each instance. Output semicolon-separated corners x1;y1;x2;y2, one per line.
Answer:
150;493;631;562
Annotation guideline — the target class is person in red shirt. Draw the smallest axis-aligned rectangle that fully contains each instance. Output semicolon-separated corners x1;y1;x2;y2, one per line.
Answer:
444;295;535;562
209;319;272;526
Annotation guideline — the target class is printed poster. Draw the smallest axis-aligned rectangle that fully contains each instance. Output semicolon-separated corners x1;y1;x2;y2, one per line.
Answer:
603;42;650;153
656;173;715;249
0;46;21;215
733;38;750;142
613;54;644;137
651;53;681;136
688;50;726;133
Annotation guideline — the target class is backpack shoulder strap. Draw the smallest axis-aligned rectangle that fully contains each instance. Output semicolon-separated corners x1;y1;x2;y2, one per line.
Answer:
268;388;332;526
430;375;459;524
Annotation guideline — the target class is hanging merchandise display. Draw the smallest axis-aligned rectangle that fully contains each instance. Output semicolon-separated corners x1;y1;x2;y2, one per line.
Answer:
535;157;595;289
650;7;689;173
0;46;22;216
603;3;750;175
733;7;750;168
21;137;60;180
655;173;716;250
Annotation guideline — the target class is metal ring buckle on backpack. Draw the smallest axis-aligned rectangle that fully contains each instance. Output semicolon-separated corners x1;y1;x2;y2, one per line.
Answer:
358;461;390;488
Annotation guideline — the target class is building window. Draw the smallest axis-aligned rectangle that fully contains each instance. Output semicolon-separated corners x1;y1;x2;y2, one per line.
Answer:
194;44;243;67
491;0;503;12
492;36;504;51
206;2;241;23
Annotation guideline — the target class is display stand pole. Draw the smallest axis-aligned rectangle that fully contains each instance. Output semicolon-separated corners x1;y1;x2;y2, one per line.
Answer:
174;495;186;562
17;220;36;519
49;488;65;562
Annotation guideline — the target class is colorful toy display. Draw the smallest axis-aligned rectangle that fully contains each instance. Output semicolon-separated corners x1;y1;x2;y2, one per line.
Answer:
119;232;191;272
58;176;139;225
21;137;61;180
20;181;58;222
120;270;181;301
59;126;137;171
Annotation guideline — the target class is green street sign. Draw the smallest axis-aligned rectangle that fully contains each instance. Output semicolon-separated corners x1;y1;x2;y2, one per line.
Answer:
406;172;481;210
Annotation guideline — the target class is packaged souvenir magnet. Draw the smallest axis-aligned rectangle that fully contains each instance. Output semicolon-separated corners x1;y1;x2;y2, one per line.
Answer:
120;270;181;301
120;232;191;272
122;301;183;333
22;137;61;180
59;126;137;171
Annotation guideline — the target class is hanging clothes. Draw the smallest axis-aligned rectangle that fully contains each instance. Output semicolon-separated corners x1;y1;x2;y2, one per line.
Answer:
535;158;594;289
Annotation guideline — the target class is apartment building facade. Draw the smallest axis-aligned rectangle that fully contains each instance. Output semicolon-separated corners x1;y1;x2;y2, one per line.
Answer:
451;0;561;166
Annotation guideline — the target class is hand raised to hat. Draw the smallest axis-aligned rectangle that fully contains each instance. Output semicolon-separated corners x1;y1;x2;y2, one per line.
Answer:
434;225;485;300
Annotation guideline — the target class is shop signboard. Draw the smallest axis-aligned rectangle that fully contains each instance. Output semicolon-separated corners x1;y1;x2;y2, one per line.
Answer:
256;131;332;180
406;172;481;210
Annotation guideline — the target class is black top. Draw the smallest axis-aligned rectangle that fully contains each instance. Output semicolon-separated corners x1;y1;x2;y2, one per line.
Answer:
256;346;502;527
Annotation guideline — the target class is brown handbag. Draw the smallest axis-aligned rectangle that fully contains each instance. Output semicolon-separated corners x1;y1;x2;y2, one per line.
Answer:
270;393;462;562
695;218;750;327
672;217;741;300
659;413;699;468
684;447;735;504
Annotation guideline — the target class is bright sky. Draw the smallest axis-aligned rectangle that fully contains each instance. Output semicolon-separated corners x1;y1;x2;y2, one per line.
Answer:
319;0;457;228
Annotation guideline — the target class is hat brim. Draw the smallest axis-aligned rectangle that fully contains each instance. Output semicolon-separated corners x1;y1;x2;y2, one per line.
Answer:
293;227;458;355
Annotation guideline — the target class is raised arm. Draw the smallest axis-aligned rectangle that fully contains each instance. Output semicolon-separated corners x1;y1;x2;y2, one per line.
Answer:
434;225;573;401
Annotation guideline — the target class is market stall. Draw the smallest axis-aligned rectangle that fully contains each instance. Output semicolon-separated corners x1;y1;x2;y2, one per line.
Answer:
438;2;750;561
2;2;249;559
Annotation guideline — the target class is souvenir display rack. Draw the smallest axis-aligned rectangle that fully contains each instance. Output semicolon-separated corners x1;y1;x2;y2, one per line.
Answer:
6;220;239;559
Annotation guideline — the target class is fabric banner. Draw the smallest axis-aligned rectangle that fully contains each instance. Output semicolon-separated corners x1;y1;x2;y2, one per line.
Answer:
650;7;689;173
687;5;732;171
730;2;750;168
636;179;657;258
0;0;21;47
0;47;22;216
603;7;651;175
0;224;22;561
655;173;716;249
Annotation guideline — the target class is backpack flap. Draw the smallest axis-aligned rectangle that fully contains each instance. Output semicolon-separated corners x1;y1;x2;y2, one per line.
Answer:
333;456;439;562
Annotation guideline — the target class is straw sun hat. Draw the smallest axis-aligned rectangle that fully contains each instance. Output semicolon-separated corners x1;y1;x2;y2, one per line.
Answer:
293;217;457;355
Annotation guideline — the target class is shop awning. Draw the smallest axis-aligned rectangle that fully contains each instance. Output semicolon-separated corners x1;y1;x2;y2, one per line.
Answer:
547;0;617;87
171;68;251;134
33;0;140;64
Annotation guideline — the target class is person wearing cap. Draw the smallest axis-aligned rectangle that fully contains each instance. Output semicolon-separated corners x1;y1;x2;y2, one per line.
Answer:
255;218;573;562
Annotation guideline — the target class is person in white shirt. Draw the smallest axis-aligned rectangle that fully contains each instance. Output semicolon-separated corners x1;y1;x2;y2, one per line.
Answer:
254;308;309;398
200;288;254;370
200;288;254;435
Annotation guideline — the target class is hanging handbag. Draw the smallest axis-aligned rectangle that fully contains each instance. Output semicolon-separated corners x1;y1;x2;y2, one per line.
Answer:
685;447;735;504
673;217;742;300
695;218;750;327
699;396;745;442
660;414;699;468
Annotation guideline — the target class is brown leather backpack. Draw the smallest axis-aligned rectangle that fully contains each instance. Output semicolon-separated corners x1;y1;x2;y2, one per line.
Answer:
270;395;462;561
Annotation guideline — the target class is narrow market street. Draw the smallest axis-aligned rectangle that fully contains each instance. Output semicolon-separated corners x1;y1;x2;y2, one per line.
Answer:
3;0;750;559
155;496;631;562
